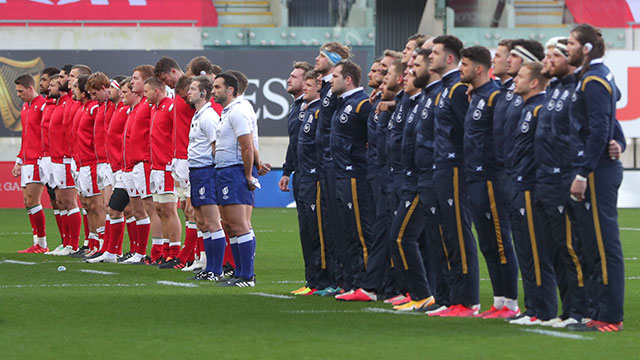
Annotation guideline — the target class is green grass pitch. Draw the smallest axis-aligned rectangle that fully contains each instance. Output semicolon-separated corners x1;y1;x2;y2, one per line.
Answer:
0;208;638;359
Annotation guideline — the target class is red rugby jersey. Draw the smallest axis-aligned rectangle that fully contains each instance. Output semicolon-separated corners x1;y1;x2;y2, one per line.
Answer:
150;96;175;170
17;95;46;165
123;101;141;171
66;100;83;159
75;100;99;165
48;93;71;162
172;95;195;160
107;103;129;172
128;97;152;165
41;97;56;157
93;101;110;162
212;102;223;116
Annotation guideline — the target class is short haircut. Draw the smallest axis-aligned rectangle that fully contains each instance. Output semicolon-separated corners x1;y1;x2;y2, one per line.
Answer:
15;74;35;88
49;74;60;80
304;69;320;81
193;75;213;100
87;72;110;90
373;56;382;63
383;49;402;60
120;76;132;90
61;64;74;74
512;39;544;62
112;75;126;84
320;41;351;60
191;57;216;76
187;56;207;72
497;39;514;50
460;46;492;69
154;56;182;77
524;62;548;88
432;35;464;62
216;72;239;97
212;64;223;75
226;70;248;95
144;76;166;90
293;61;313;73
76;75;90;97
390;59;407;77
72;64;92;76
42;67;60;78
407;33;428;48
133;64;155;81
416;48;432;59
175;75;192;93
336;60;361;87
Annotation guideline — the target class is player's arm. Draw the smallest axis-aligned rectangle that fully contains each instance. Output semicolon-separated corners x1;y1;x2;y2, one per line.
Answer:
578;79;612;178
238;134;255;190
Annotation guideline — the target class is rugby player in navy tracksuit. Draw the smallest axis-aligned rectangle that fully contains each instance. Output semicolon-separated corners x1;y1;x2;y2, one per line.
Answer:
327;61;375;301
566;24;625;332
459;46;520;319
428;35;479;317
534;39;588;328
507;62;557;325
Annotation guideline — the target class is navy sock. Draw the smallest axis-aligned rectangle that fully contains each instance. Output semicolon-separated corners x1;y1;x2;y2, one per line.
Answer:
237;233;254;279
211;229;226;275
203;233;214;272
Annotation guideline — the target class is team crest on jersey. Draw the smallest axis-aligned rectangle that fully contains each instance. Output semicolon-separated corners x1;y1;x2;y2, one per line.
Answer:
222;186;229;200
407;113;415;123
572;92;577;102
395;106;404;123
374;113;379;123
524;111;532;122
514;96;522;106
421;108;428;119
340;113;349;123
506;91;514;101
344;105;353;114
555;100;564;112
298;112;305;121
477;99;485;110
387;120;393;129
561;90;570;100
553;88;560;98
438;98;445;108
303;123;311;133
199;186;206;199
472;109;482;121
322;96;330;107
547;99;555;111
521;121;530;133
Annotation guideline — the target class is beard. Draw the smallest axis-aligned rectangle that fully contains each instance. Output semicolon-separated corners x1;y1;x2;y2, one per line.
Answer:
413;72;431;89
59;80;70;93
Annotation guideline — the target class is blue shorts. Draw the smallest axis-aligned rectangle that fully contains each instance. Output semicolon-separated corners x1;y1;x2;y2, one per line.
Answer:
215;165;254;206
189;166;217;207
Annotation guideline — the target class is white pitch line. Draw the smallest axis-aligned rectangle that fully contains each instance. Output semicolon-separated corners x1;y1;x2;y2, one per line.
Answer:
362;307;423;316
249;292;295;299
621;227;640;231
0;260;37;265
157;280;199;288
625;257;638;261
271;280;305;284
521;328;593;340
78;269;118;275
281;310;361;314
0;283;146;288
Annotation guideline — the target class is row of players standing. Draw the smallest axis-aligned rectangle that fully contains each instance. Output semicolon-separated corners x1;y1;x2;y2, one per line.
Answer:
280;23;625;332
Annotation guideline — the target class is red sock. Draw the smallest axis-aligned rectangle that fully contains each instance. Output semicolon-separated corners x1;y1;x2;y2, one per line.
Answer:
150;238;163;261
60;212;69;246
223;230;235;267
101;220;111;253
177;224;197;263
27;213;37;238
67;208;82;250
108;218;125;254
195;232;204;254
169;241;180;259
162;240;170;259
82;210;89;241
126;218;137;254
32;208;46;238
54;210;64;244
136;218;150;255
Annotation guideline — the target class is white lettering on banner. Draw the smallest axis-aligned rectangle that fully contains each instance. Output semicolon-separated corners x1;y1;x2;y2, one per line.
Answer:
262;78;288;120
604;51;640;137
2;182;20;192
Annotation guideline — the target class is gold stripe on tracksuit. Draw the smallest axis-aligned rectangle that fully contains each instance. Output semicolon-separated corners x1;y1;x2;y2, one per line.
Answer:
487;180;507;264
565;213;584;287
453;167;468;274
351;178;369;269
315;181;326;269
396;195;420;270
439;225;452;271
588;173;608;285
524;191;542;286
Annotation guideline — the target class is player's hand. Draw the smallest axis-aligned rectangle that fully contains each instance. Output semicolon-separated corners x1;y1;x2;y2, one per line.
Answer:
608;140;622;160
247;175;257;191
11;163;21;178
570;178;587;202
258;163;271;176
278;175;290;192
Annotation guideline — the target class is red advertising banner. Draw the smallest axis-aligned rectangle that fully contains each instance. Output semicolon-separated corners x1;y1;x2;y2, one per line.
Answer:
0;162;53;208
0;0;218;27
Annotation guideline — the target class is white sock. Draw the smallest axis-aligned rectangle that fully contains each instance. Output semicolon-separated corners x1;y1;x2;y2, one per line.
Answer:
504;298;519;312
36;236;47;248
493;296;505;309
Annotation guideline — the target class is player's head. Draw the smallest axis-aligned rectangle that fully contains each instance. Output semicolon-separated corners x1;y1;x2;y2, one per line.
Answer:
402;33;427;63
413;48;432;89
15;74;38;102
109;75;126;103
69;64;92;88
331;60;361;96
87;72;110;102
143;77;167;105
550;38;572;78
188;56;221;83
58;64;74;92
131;64;154;96
226;70;249;95
315;41;350;75
212;72;238;107
543;37;564;77
40;67;59;96
188;75;213;106
302;69;322;103
287;61;313;96
568;23;605;76
367;58;382;89
73;75;91;102
429;35;464;75
154;56;184;88
514;62;548;96
459;46;491;84
381;59;406;101
175;75;193;102
404;68;419;94
492;39;513;79
48;74;61;99
120;76;139;106
507;39;543;77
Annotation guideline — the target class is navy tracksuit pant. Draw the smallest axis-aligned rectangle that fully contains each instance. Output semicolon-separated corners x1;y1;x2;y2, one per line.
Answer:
320;166;348;288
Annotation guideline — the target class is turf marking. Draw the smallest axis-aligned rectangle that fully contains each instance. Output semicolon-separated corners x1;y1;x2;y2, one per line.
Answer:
0;259;37;265
249;292;295;299
625;257;638;261
621;227;640;231
0;283;146;288
157;280;199;288
362;307;423;316
521;329;593;340
79;269;118;275
281;310;361;314
272;280;305;284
